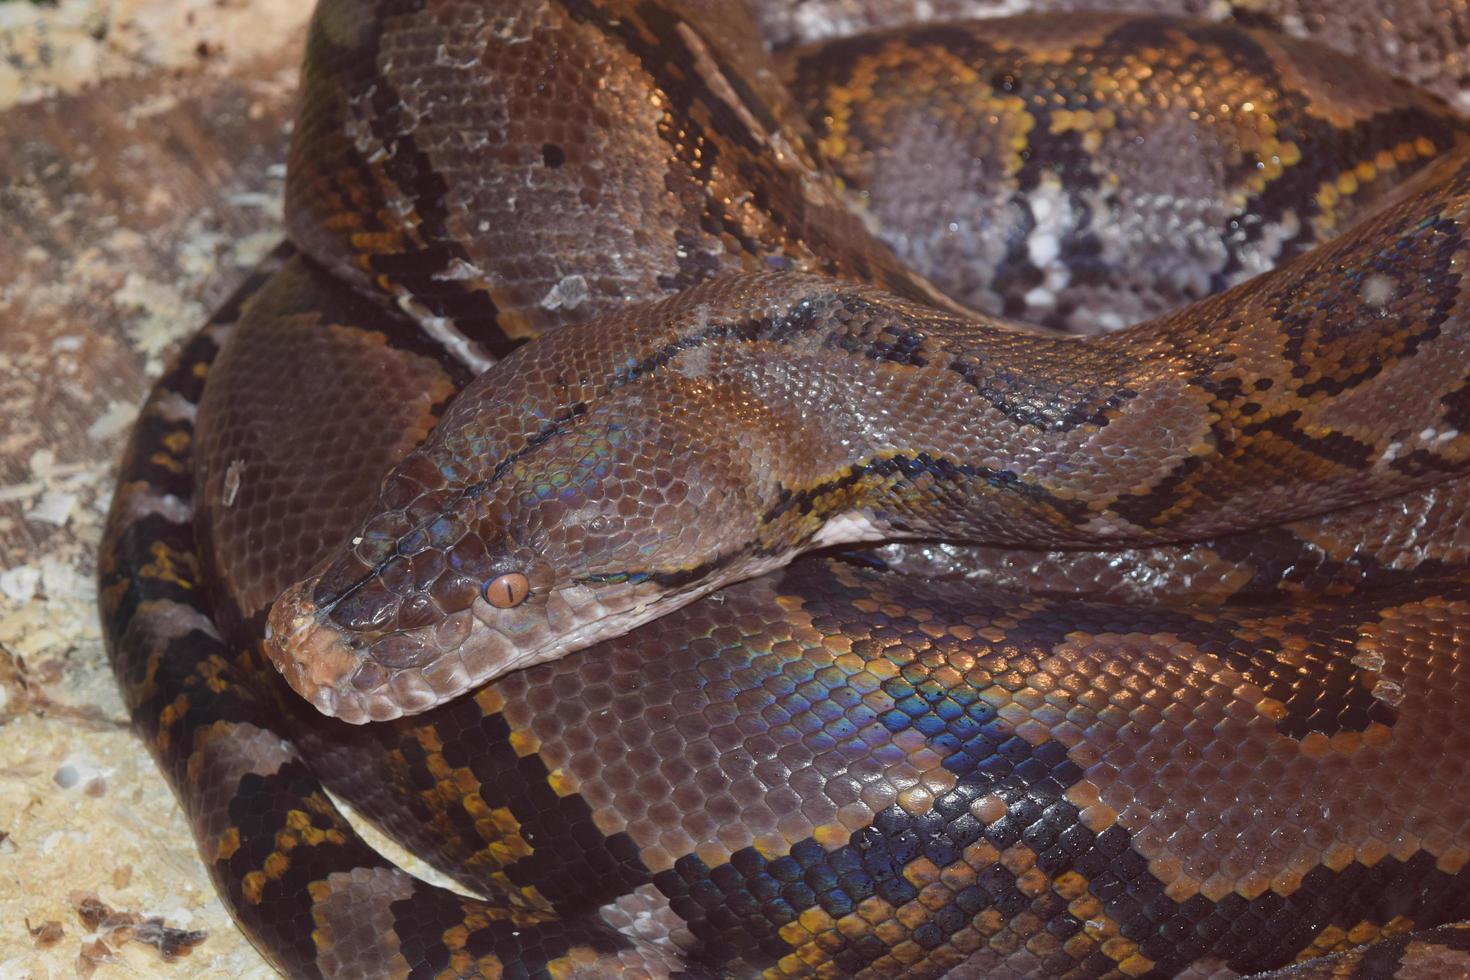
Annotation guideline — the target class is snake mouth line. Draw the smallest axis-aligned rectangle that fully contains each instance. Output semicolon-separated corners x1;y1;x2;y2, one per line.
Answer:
265;550;795;724
266;573;502;724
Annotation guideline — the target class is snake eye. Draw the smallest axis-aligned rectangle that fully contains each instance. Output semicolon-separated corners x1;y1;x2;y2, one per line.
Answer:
485;572;530;609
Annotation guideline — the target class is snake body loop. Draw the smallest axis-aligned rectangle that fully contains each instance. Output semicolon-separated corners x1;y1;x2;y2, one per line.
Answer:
101;1;1470;976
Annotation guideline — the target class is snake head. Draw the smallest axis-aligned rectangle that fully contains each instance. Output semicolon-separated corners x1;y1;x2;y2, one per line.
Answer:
263;354;778;723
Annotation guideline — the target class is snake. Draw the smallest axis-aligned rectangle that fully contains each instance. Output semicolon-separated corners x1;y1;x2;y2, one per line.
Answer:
98;0;1470;976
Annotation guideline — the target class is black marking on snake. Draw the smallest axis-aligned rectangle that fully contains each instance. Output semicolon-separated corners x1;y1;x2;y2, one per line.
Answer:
1351;931;1416;978
1441;375;1470;433
320;697;661;972
558;0;931;302
623;597;1094;970
286;254;480;390
101;322;232;690
558;0;804;291
948;351;1138;433
714;565;1461;975
467;298;828;501
798;24;1105;326
824;316;931;368
1270;215;1464;402
784;30;901;188
105;517;201;641
361;81;521;360
388;886;629;976
220;767;350;969
1226;104;1465;286
1198;519;1454;602
760;452;1089;531
875;558;1399;740
1390;447;1468;478
1238;411;1377;469
305;0;522;360
576;552;740;590
1136;848;1470;975
396;705;655;911
295;14;419;288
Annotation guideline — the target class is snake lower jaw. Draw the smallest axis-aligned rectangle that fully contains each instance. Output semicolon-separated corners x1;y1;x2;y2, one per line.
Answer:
264;555;794;723
260;574;668;722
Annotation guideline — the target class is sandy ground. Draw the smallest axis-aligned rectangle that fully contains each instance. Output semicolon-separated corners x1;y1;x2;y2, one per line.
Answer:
0;1;305;974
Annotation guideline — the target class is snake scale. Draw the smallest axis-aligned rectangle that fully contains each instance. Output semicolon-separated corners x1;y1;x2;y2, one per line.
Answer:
99;0;1470;976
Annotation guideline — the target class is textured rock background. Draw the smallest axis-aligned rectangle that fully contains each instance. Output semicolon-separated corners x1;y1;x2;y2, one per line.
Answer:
0;1;306;974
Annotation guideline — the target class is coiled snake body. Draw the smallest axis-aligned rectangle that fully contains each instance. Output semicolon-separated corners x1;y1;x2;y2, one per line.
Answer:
100;0;1470;976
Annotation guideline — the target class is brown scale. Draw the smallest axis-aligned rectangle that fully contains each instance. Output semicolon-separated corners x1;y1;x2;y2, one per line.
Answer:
99;1;1470;977
287;0;950;354
779;14;1468;330
280;549;1470;977
265;9;1470;722
749;0;1470;110
864;470;1470;606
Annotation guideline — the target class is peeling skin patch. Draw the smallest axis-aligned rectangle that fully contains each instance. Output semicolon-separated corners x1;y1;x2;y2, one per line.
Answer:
1361;272;1397;307
322;789;484;900
72;892;208;967
541;273;591;311
395;293;496;373
222;460;245;507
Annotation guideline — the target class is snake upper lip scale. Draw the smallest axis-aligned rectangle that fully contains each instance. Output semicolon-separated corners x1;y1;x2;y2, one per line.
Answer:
264;557;738;724
97;0;1470;975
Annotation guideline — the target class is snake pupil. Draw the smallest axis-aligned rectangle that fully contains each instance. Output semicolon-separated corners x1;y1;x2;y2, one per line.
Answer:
486;572;530;609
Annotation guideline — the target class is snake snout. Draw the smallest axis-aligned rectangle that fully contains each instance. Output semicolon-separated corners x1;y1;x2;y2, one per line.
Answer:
264;576;374;720
265;573;468;725
264;544;533;724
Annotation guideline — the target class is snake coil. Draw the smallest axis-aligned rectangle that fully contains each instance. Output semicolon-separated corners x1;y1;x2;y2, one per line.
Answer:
101;0;1470;976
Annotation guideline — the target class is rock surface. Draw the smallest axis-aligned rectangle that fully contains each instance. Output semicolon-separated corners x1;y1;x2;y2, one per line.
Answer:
0;1;304;974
